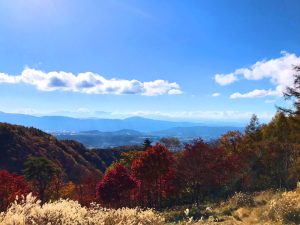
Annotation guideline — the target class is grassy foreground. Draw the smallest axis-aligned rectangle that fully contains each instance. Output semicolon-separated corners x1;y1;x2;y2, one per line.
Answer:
1;185;299;225
163;184;300;225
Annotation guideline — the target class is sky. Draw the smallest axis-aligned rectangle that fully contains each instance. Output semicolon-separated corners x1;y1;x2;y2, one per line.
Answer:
1;0;300;123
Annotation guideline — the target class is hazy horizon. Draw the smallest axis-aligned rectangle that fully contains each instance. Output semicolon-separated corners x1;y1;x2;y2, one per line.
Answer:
0;109;260;126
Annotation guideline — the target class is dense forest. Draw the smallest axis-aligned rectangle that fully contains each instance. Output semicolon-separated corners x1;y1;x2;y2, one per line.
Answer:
1;67;300;224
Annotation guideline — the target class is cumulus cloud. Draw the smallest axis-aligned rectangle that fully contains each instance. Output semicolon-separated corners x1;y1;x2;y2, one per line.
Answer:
215;52;300;98
0;68;182;96
142;80;182;96
215;73;238;86
212;92;221;97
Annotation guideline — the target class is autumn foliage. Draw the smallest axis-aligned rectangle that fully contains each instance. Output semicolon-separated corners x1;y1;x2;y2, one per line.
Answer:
177;140;240;205
97;163;136;207
2;112;300;211
95;141;242;208
131;143;175;207
0;170;31;211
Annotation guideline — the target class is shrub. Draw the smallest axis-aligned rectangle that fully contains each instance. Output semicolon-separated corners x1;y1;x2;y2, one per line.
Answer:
229;192;255;208
268;188;300;224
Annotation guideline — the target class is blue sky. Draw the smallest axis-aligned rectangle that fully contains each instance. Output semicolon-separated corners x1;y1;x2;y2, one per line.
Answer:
1;0;300;123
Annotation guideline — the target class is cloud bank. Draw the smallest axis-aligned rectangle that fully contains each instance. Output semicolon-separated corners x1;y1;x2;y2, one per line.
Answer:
215;52;300;98
0;68;182;96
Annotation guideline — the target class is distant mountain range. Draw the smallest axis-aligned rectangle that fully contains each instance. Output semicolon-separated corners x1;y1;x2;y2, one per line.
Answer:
0;112;244;148
53;126;244;148
0;111;201;132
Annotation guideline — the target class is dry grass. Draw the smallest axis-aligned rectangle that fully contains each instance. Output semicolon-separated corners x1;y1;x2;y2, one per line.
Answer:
172;185;300;225
0;194;164;225
1;185;300;225
268;188;300;224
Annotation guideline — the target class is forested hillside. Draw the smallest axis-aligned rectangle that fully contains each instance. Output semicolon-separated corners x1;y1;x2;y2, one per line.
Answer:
0;123;135;181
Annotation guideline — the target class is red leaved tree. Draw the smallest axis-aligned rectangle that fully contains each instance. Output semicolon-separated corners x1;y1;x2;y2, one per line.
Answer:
97;163;137;208
0;170;31;211
75;175;100;206
177;139;239;205
131;143;175;208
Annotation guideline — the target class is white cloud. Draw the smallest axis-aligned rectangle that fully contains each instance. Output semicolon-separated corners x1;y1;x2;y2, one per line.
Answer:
215;52;300;98
142;80;182;96
0;68;182;96
215;73;238;86
167;89;183;95
0;73;21;83
212;92;220;97
230;89;279;99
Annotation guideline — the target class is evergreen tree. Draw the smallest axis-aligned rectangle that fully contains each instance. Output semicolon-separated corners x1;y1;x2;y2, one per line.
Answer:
23;156;61;203
245;114;262;142
143;138;152;150
279;65;300;114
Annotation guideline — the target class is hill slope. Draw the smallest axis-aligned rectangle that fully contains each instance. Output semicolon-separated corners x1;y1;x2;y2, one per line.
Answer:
0;123;132;181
